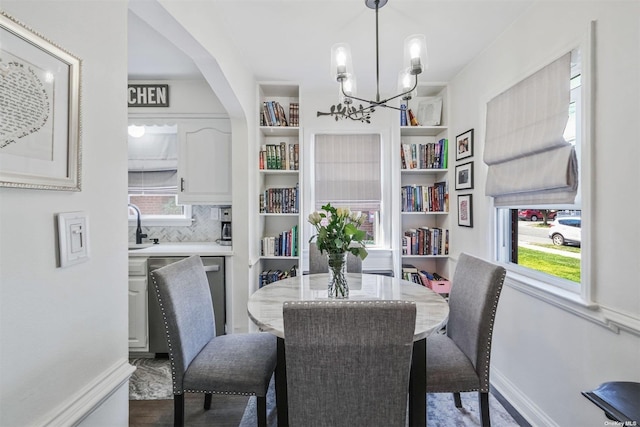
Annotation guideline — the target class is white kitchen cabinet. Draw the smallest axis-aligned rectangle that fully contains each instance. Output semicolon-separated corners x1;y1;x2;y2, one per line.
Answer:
128;257;148;351
177;119;232;205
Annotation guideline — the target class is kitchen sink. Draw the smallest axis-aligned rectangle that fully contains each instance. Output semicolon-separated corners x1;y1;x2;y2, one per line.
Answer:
128;243;154;250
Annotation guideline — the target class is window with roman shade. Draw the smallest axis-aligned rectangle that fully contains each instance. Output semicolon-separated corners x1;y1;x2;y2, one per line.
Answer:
314;134;381;211
314;134;382;244
128;124;178;194
484;52;578;206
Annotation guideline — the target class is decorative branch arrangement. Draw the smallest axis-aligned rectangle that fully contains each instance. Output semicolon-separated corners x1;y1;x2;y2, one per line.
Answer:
316;104;373;123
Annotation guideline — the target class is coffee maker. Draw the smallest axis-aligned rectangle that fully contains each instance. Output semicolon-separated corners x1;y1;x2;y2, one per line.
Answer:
219;207;232;246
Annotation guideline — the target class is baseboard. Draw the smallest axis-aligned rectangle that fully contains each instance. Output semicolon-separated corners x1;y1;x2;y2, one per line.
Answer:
37;358;136;426
491;367;558;427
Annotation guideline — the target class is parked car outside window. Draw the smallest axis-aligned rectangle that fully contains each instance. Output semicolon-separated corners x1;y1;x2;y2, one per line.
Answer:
548;217;581;246
518;209;557;222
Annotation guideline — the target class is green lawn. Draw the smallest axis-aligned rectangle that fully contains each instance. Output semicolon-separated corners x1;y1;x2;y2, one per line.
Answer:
518;247;581;282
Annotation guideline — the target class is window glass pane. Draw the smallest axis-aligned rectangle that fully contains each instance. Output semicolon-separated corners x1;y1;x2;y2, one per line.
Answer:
129;195;184;216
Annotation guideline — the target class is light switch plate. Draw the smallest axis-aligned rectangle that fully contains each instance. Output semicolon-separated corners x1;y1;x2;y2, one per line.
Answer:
57;211;89;267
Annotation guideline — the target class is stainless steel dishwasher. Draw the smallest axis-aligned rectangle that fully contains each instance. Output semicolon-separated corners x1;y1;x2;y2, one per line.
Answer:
147;256;225;355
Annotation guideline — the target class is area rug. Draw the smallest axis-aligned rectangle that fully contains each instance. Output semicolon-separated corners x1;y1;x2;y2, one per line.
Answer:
130;358;521;426
129;358;173;400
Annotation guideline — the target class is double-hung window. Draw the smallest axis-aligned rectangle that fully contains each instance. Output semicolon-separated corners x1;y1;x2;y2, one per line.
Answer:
489;49;586;295
313;134;382;246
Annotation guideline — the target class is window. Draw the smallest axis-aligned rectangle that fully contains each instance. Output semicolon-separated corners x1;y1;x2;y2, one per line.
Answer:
313;134;382;246
494;49;584;292
128;124;192;225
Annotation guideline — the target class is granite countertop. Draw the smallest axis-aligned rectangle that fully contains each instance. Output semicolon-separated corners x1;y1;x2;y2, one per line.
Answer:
128;242;233;257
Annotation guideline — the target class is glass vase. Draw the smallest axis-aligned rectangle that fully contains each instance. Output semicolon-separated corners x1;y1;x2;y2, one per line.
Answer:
327;252;349;299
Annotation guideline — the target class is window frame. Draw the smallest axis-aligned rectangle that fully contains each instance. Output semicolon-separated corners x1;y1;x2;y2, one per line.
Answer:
491;34;595;311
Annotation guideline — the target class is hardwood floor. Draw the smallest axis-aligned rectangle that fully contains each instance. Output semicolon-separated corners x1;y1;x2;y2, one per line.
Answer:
129;393;250;426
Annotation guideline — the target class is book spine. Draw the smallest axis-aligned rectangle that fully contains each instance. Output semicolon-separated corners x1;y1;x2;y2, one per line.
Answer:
400;104;408;126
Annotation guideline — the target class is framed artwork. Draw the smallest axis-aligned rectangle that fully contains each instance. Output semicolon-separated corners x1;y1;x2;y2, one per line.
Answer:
455;161;474;190
457;194;473;227
0;12;82;191
455;128;474;161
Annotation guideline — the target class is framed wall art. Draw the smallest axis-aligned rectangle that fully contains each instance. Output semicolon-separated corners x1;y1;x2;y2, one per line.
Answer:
457;194;473;227
0;12;82;191
455;128;474;161
455;161;474;190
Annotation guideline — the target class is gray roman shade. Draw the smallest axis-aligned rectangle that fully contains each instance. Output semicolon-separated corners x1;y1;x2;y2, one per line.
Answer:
128;125;178;194
314;134;381;210
484;52;578;206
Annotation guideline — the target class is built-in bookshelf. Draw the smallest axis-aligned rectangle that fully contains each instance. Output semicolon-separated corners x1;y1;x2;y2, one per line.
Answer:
256;83;301;288
399;83;450;280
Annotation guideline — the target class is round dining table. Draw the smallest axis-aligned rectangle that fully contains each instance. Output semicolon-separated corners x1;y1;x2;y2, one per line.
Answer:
247;273;450;427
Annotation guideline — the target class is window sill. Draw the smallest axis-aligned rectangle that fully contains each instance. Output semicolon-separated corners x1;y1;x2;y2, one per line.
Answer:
504;267;640;337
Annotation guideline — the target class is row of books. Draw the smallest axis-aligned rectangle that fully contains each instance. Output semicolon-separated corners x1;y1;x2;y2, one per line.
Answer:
259;184;299;213
402;227;449;256
260;101;299;127
401;182;448;212
401;139;448;170
259;142;299;170
400;106;419;127
260;225;298;257
401;264;448;288
258;265;298;288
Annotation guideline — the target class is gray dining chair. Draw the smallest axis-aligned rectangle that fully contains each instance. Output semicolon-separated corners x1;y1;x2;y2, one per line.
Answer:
426;253;507;427
150;255;277;427
308;242;362;274
283;300;416;427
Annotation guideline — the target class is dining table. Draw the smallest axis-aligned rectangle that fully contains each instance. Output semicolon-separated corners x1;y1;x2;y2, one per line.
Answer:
247;272;450;427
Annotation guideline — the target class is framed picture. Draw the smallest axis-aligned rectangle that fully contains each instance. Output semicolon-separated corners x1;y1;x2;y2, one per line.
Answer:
455;161;474;190
457;194;473;227
0;12;82;191
455;128;474;161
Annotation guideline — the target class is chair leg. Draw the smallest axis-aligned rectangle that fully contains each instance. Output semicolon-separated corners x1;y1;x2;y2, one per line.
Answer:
173;394;184;427
479;391;491;427
257;396;267;427
453;392;462;408
204;392;212;410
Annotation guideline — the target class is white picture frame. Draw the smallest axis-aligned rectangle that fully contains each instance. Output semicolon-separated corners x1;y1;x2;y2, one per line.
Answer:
0;12;82;191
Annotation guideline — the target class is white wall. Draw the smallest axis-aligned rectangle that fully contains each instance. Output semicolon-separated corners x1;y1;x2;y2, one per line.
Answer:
0;1;132;426
448;2;640;425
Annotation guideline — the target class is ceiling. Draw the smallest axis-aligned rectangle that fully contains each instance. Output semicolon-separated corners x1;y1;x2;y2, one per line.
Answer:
128;0;534;99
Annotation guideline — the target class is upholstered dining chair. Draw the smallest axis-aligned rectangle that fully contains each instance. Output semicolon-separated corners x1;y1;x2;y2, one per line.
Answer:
283;300;416;427
150;255;277;427
426;252;507;427
308;242;362;274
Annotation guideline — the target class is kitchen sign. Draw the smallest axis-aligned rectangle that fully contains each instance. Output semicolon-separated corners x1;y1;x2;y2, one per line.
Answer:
128;84;169;107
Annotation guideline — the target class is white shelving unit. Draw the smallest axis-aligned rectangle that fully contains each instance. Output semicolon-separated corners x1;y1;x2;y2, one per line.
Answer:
399;83;450;280
256;82;302;287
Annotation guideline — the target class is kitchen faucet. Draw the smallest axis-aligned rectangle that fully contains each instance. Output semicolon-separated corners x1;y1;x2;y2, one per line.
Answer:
128;203;147;244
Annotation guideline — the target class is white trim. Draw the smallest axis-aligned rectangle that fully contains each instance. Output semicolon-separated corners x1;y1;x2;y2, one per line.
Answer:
491;367;557;427
38;358;135;426
505;273;640;337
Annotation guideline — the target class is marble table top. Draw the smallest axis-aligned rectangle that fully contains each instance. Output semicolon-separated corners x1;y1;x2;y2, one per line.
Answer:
247;273;450;340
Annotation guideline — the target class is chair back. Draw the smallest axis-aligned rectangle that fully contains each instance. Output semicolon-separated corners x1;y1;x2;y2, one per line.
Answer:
308;243;362;274
283;300;416;427
447;253;506;390
150;255;216;393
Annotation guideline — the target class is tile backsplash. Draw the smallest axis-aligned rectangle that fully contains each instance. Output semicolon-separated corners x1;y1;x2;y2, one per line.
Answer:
128;205;224;243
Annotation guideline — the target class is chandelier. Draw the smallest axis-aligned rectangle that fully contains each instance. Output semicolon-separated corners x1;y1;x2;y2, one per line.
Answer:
317;0;427;123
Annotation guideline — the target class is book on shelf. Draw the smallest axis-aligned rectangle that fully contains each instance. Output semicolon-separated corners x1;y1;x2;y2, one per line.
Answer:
289;102;299;127
401;263;423;285
259;142;299;170
400;139;448;170
258;264;298;288
259;183;299;213
400;104;408;126
402;227;449;255
408;108;419;126
262;100;295;127
260;225;298;257
401;182;448;212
